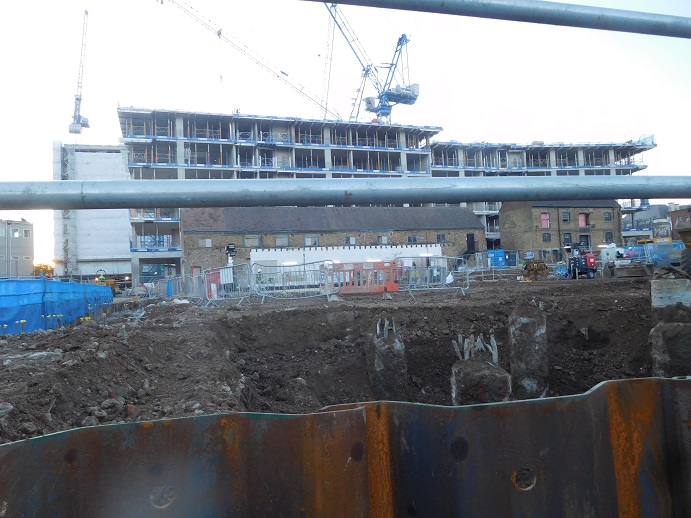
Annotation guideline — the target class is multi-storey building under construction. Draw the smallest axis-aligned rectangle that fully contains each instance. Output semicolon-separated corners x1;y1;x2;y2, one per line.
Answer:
54;107;655;285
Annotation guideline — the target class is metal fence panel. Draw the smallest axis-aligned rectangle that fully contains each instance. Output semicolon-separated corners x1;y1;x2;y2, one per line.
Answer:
203;263;252;303
252;261;338;299
395;256;469;292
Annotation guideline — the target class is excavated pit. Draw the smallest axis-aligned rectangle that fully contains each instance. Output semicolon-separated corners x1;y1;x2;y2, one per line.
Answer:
1;277;684;444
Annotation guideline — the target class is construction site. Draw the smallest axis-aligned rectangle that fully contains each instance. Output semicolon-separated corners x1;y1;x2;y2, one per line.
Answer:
1;1;691;517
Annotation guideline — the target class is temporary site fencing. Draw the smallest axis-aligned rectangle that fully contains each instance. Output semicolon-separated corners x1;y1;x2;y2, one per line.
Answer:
0;278;113;336
394;256;470;293
130;249;614;307
204;263;253;304
167;257;470;305
143;249;612;307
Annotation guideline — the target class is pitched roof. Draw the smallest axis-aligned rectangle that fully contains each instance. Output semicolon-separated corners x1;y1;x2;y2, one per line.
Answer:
528;200;621;209
182;206;483;234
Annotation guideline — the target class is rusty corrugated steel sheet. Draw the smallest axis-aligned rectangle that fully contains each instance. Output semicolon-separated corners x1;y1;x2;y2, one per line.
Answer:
0;378;688;517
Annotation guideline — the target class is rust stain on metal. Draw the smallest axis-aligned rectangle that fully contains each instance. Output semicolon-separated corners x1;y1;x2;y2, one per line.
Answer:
606;381;658;518
364;402;394;517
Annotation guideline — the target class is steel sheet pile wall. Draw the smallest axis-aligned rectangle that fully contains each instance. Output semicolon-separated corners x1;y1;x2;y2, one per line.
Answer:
0;378;688;516
0;279;113;335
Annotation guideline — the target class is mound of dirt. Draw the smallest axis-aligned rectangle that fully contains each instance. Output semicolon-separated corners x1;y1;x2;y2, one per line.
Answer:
0;277;679;444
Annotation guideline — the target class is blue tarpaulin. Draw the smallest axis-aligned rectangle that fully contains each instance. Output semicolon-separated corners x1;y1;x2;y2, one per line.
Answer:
0;278;113;335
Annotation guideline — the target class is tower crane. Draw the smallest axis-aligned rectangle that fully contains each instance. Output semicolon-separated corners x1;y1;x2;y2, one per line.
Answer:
162;0;342;120
325;3;419;123
69;9;90;134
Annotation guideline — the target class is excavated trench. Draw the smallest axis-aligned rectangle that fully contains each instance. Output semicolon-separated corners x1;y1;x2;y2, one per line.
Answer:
0;279;669;444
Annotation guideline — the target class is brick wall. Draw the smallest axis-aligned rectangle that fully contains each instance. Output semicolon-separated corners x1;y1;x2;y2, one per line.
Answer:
184;228;486;272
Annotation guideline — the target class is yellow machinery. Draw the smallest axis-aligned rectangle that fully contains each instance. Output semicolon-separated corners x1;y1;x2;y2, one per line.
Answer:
95;269;116;295
522;260;549;281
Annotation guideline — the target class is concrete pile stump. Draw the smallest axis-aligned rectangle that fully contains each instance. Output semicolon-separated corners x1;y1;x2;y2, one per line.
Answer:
509;305;549;399
650;323;691;378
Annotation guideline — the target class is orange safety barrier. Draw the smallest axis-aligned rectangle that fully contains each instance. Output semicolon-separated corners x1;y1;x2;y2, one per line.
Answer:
322;260;400;295
205;269;221;299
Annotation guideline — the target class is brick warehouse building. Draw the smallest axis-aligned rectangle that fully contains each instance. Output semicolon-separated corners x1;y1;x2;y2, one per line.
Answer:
499;200;622;260
181;206;485;272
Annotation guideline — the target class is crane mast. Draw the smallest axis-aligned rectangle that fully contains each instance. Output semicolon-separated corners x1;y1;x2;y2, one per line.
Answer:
325;3;419;122
69;10;90;134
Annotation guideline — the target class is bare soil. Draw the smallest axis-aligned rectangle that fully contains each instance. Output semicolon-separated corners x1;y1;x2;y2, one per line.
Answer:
1;277;687;445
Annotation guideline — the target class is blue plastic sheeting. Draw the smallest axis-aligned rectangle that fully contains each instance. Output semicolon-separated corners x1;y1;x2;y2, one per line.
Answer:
0;278;112;335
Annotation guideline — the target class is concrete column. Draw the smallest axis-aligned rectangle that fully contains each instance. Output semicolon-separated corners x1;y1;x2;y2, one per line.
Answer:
577;149;585;166
608;148;615;166
323;127;333;170
399;131;408;171
549;149;557;168
131;256;140;287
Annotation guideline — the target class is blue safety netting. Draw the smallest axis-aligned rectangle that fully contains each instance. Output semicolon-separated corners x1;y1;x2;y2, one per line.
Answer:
0;278;113;335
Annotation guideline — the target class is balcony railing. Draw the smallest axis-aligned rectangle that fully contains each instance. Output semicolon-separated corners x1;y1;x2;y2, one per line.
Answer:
130;208;180;220
132;235;180;250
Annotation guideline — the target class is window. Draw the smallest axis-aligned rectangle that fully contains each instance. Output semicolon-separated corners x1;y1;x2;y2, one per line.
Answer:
562;211;570;222
437;234;447;243
305;235;319;246
275;235;289;247
377;235;388;245
542;233;552;243
603;212;613;222
198;239;212;248
563;233;572;244
605;232;614;243
407;235;418;244
541;212;550;229
579;235;591;247
578;213;589;227
345;236;357;245
244;236;260;248
12;229;19;238
23;229;31;238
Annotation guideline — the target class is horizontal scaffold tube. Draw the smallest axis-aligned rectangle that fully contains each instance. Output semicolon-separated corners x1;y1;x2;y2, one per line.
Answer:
0;177;689;210
298;0;691;39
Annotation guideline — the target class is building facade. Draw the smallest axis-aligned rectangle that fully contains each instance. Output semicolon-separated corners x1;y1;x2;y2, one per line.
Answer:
52;143;132;280
116;107;654;283
0;218;34;277
620;204;672;245
431;139;653;247
670;204;691;241
182;206;485;272
499;200;623;258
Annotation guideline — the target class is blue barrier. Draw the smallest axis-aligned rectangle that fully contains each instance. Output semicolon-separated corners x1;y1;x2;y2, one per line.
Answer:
0;278;113;335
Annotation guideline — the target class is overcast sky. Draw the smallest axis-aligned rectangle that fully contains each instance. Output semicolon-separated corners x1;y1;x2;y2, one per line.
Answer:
1;0;689;263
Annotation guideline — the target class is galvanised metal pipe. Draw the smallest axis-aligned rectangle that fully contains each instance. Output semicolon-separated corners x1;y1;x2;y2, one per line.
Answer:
0;177;689;209
300;0;691;39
